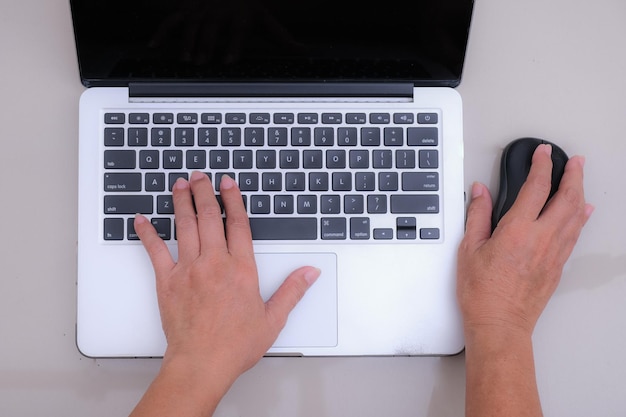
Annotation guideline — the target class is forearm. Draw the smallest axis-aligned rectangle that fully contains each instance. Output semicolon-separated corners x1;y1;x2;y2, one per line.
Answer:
129;354;237;417
464;326;543;417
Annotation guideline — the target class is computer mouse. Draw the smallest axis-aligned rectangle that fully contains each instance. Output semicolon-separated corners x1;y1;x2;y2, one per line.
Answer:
491;137;569;231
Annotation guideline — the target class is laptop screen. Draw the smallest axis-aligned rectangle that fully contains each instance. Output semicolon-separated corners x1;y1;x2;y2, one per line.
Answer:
70;0;474;88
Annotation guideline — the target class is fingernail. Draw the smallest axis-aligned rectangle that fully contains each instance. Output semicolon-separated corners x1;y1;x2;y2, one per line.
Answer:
578;155;586;168
220;174;235;190
174;177;189;190
584;203;595;218
134;214;147;224
471;182;484;198
190;171;206;182
304;267;321;285
539;143;552;156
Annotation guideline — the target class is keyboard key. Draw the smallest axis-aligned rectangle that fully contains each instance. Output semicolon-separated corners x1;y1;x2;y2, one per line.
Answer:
274;113;294;124
346;113;366;124
104;128;124;146
322;113;342;124
104;218;124;240
344;195;364;213
407;127;438;146
402;172;439;191
129;113;149;124
390;195;439;213
151;128;171;146
298;113;318;124
374;228;393;240
175;128;195;146
221;128;241;146
350;217;370;239
274;195;294;214
186;150;206;169
153;113;174;124
249;218;317;240
291;127;311;146
420;228;440;239
250;113;270;124
104;150;136;169
225;113;246;124
297;195;317;214
128;128;148;146
201;113;222;124
244;128;264;146
393;113;414;124
145;173;166;192
321;217;346;240
177;113;198;124
367;195;387;213
104;113;125;124
151;218;172;240
104;173;142;192
370;113;390;124
104;195;153;214
419;150;439;169
314;127;334;146
361;127;381;146
417;113;438;124
139;150;159;169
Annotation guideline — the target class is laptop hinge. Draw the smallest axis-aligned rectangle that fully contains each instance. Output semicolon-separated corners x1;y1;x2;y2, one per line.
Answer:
129;82;414;99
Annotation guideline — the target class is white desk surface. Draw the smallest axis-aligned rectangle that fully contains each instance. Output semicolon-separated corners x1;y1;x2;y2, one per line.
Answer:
1;0;625;415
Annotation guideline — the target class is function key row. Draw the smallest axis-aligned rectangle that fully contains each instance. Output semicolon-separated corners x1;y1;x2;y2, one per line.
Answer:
104;112;439;126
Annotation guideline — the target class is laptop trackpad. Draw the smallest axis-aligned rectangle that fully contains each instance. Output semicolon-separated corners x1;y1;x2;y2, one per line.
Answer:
256;253;338;349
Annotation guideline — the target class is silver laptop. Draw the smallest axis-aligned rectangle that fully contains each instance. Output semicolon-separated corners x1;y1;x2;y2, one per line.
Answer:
72;1;474;357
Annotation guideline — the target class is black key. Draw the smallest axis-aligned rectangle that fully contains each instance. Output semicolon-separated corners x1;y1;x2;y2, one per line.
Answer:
139;150;159;169
225;113;246;124
262;172;282;191
198;128;218;146
256;150;276;169
128;128;148;146
129;113;149;124
361;127;381;146
384;127;404;146
350;217;370;239
175;128;195;146
233;150;253;169
320;195;341;214
349;150;369;169
379;172;398;191
104;173;142;192
177;113;198;124
346;113;366;124
419;149;439;168
322;113;342;124
390;195;439;213
370;113;390;124
127;218;139;240
104;150;136;169
249;218;317;240
104;113;125;124
244;128;264;146
373;150;393;169
103;218;124;240
153;113;174;124
344;195;364;213
201;113;222;124
297;195;317;214
402;172;439;191
309;172;329;191
268;128;288;146
274;113;294;124
337;127;357;146
104;195;153;214
186;150;207;169
326;150;346;169
417;113;438;124
151;218;172;240
396;149;416;169
321;217;346;240
367;195;387;213
291;127;311;146
145;173;166;192
168;173;189;190
210;150;229;169
221;128;241;146
104;128;124;146
157;195;174;214
374;228;393;240
274;195;294;214
250;113;270;124
393;113;414;124
303;150;323;169
298;113;318;124
279;150;299;169
355;172;375;191
314;127;334;146
285;172;305;191
163;150;183;169
420;228;440;239
407;127;438;146
238;172;259;191
250;195;271;214
332;172;351;191
151;128;171;146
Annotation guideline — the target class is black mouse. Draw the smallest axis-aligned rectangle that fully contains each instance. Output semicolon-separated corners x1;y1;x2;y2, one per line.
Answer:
491;137;569;231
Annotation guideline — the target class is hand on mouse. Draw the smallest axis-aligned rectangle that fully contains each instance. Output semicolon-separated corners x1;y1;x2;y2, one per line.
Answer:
129;172;320;417
457;144;593;417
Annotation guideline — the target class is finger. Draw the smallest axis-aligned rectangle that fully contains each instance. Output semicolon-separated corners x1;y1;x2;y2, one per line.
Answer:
540;156;591;248
134;214;175;274
506;144;554;222
461;182;493;248
171;177;200;263
189;171;227;253
219;175;254;257
264;266;321;334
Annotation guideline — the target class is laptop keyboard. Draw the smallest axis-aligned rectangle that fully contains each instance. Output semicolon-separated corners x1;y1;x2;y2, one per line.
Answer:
102;109;442;242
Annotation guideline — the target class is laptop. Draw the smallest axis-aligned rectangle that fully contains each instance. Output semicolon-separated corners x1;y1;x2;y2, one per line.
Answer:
72;0;474;357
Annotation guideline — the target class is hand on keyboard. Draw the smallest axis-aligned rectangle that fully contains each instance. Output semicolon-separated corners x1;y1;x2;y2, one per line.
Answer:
130;172;320;416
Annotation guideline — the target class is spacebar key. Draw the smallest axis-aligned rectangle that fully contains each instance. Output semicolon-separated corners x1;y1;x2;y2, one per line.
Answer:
249;218;317;240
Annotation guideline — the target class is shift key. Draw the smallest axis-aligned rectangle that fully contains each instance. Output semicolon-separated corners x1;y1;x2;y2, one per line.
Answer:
390;195;439;213
104;195;153;214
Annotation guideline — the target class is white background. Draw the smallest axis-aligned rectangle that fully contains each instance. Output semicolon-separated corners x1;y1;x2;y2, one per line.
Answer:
0;0;625;415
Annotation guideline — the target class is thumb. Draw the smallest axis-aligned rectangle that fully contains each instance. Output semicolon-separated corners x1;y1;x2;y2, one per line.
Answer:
264;266;321;333
463;182;494;247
